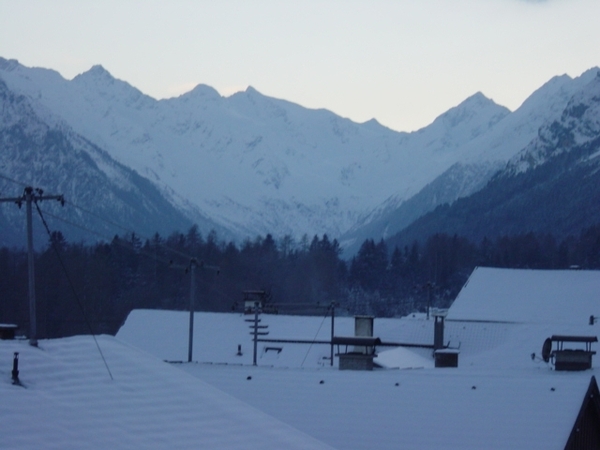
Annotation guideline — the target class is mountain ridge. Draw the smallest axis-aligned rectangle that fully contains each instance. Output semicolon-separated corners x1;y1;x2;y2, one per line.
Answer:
1;57;517;242
383;71;600;249
340;67;600;254
2;57;599;252
0;76;227;248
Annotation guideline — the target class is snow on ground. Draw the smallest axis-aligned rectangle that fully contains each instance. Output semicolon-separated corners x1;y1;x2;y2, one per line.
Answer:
116;310;439;369
116;307;594;371
0;336;332;449
4;267;599;449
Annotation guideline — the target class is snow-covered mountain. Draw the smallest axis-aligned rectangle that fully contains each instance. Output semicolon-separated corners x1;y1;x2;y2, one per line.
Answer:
508;70;600;173
1;57;598;250
0;58;515;244
0;76;226;248
340;68;600;254
384;70;600;247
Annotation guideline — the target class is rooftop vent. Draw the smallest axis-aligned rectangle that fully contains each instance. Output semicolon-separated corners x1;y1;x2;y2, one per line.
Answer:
335;316;379;371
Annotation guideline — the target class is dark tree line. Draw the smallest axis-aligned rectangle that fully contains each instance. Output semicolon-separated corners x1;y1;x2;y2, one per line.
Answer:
2;224;600;338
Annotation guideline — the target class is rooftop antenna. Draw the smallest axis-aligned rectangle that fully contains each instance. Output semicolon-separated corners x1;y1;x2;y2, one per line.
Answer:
0;186;64;346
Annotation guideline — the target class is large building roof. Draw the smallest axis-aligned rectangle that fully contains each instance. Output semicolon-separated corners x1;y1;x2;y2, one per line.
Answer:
5;267;599;449
447;267;600;324
0;336;332;449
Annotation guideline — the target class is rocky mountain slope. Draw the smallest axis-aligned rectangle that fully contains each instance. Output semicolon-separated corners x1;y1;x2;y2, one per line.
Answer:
385;70;600;248
340;68;599;254
0;77;225;248
0;58;512;243
1;57;598;252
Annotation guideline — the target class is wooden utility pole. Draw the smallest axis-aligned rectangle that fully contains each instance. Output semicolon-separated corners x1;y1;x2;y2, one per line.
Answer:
0;186;64;346
171;258;219;362
330;301;336;366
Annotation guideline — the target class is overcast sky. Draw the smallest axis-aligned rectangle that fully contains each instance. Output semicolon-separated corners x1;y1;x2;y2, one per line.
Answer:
1;0;599;132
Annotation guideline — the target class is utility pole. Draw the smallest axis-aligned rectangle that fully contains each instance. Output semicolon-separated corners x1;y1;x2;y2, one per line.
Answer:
171;258;219;362
245;301;269;366
0;186;64;346
330;301;338;367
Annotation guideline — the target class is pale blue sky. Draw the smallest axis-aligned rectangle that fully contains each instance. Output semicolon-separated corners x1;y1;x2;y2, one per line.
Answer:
1;0;599;131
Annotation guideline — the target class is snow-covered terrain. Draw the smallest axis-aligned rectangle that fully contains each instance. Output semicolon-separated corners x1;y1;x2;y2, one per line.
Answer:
508;70;600;174
4;58;596;246
116;267;600;448
3;267;599;449
340;68;600;251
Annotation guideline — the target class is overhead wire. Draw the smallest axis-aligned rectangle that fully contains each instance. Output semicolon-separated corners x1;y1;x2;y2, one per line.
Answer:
37;207;185;268
38;204;242;306
37;203;248;314
1;172;320;319
34;200;114;381
0;170;197;263
0;172;29;189
300;306;331;367
38;202;245;315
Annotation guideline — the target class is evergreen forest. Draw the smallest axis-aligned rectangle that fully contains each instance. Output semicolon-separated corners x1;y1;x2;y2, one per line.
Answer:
2;224;600;339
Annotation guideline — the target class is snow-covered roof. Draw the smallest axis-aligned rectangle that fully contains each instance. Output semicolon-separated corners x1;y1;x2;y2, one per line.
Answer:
447;267;600;324
115;305;599;449
183;364;595;450
6;267;599;449
0;336;332;449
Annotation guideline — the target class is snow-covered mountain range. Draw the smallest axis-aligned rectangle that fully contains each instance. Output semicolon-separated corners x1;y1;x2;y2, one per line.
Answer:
340;68;599;253
0;57;598;250
385;70;600;247
0;75;221;247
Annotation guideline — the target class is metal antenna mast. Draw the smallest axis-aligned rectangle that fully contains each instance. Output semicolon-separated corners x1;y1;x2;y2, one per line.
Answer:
0;186;64;346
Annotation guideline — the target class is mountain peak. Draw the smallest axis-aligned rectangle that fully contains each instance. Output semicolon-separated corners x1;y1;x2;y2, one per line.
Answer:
187;84;221;99
0;57;20;72
81;64;114;79
431;92;509;131
460;91;498;109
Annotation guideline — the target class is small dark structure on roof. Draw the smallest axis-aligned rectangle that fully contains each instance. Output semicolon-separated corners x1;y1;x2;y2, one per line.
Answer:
0;324;18;340
333;336;382;371
242;290;277;314
434;348;459;368
542;335;597;371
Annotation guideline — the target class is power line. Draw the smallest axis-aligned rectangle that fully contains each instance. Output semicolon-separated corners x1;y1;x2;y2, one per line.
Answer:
0;170;197;263
38;204;239;312
0;172;29;189
43;200;195;262
0;186;64;346
34;201;114;380
38;207;186;268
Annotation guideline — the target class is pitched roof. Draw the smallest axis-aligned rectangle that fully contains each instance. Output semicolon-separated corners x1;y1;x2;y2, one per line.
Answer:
0;336;332;449
111;267;600;449
185;362;597;450
447;267;600;323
